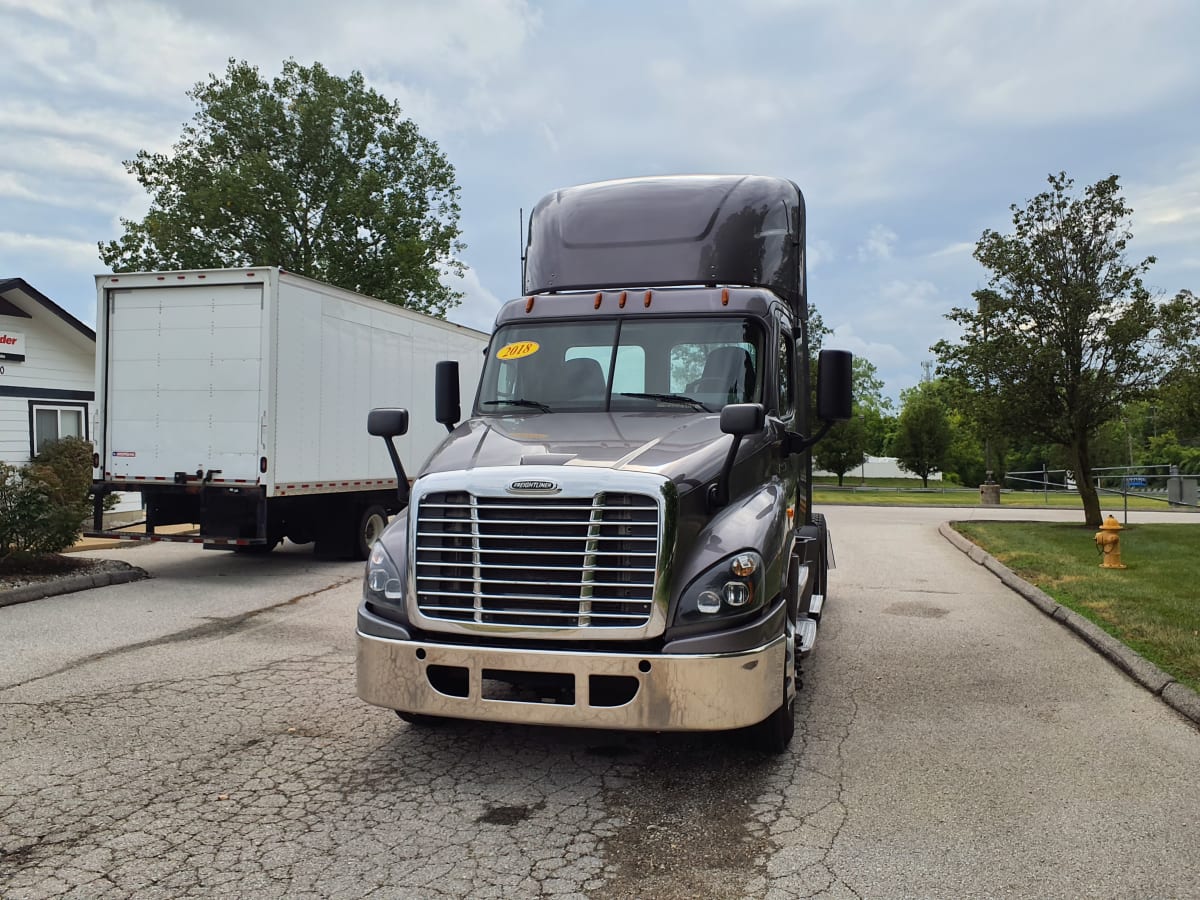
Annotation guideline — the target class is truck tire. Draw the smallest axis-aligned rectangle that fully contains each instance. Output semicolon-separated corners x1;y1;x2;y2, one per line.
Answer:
812;512;829;602
354;505;388;561
748;615;797;753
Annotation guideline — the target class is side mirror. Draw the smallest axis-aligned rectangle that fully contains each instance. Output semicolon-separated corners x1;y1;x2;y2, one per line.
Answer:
720;403;765;436
367;408;411;506
817;350;853;422
712;403;765;510
367;408;410;438
435;360;461;433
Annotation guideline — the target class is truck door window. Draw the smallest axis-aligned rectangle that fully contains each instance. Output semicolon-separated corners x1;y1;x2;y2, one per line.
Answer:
777;330;795;420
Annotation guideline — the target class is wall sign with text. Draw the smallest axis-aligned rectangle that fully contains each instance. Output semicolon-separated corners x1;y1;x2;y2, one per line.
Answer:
0;332;25;362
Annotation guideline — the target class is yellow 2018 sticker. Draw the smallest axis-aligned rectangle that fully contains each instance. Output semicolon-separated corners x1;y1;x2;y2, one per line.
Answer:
496;341;540;360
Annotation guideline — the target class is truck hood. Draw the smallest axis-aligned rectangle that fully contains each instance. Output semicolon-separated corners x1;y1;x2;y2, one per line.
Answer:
420;412;732;488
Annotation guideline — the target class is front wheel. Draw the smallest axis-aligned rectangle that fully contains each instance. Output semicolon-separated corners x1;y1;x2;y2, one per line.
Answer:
811;512;829;603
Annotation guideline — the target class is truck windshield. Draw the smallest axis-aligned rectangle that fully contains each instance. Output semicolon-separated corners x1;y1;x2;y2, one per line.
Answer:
476;317;764;414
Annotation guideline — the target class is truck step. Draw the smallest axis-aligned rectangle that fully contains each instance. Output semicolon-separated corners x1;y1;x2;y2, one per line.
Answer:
808;593;825;619
796;618;817;657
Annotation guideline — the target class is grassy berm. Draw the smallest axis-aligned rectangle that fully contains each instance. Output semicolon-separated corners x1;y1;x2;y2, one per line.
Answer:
952;522;1200;694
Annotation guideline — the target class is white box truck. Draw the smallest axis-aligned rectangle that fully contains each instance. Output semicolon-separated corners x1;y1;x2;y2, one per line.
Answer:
88;267;488;558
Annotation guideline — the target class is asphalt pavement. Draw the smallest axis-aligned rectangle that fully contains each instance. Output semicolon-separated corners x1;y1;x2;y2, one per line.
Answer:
1;507;1197;898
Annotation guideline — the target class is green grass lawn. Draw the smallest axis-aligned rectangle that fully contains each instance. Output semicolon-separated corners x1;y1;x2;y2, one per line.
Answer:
813;484;1169;510
951;522;1200;693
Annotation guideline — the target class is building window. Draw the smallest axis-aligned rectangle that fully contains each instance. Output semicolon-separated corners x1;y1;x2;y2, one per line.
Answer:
30;402;87;457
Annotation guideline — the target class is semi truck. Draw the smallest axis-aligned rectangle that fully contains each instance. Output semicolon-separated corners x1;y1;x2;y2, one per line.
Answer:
87;267;488;559
357;175;852;750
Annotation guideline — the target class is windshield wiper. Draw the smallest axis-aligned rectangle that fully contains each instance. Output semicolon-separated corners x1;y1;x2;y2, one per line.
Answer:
481;399;552;413
618;392;710;411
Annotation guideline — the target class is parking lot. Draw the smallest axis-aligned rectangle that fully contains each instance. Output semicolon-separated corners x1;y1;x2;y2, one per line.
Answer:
2;507;1198;899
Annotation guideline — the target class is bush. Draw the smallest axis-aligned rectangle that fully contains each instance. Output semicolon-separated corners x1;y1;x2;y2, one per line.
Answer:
33;436;93;507
0;461;87;559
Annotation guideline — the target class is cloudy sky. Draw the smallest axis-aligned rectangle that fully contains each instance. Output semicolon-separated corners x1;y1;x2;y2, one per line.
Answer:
3;0;1198;400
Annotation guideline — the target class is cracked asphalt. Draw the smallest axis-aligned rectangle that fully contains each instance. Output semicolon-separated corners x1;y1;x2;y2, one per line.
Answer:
2;507;1198;898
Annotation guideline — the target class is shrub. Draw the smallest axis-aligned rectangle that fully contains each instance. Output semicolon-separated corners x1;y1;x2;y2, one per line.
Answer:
0;461;87;559
33;436;93;505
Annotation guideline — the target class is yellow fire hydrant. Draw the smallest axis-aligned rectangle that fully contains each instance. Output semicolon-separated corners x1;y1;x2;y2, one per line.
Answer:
1095;515;1126;569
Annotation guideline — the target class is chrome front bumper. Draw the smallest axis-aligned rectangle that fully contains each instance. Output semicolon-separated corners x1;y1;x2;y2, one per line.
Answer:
356;631;785;732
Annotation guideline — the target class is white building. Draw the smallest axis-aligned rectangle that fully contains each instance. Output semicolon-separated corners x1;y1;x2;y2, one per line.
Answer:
815;455;942;482
0;278;96;466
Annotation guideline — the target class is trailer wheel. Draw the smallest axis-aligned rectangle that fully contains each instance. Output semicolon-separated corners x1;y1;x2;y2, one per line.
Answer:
747;613;797;753
354;505;388;560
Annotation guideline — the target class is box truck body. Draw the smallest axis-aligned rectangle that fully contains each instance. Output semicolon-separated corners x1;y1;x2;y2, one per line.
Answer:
90;267;487;557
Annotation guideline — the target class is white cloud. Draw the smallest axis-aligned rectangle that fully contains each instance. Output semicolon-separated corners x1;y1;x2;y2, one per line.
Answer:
828;324;907;370
3;0;1200;406
0;230;96;262
0;136;127;185
791;0;1197;126
443;263;502;334
807;239;835;270
0;99;176;156
856;225;898;262
1127;160;1200;250
929;241;975;259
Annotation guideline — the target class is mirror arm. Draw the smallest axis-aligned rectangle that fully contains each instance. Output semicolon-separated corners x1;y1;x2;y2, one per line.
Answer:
708;434;745;512
381;438;410;506
786;419;835;455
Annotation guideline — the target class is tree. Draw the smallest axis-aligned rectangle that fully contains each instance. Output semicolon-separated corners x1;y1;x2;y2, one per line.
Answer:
933;173;1200;525
1156;291;1200;442
892;383;952;487
814;415;868;485
100;59;465;317
813;355;894;483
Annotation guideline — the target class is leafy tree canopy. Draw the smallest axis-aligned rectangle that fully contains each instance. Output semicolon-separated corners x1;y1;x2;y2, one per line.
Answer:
892;382;952;487
813;416;867;485
100;58;465;317
933;172;1199;525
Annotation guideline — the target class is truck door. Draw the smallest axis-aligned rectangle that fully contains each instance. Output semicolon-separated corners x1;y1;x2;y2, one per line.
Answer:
103;283;265;483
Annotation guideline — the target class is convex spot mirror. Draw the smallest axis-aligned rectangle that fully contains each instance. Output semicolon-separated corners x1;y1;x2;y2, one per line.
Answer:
817;350;854;422
720;403;765;436
367;408;409;438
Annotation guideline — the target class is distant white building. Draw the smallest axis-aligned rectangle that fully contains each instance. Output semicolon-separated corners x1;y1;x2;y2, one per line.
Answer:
0;278;96;465
815;455;942;482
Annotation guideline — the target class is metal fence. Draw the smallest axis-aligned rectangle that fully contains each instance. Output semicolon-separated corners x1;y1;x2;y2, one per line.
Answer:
1005;464;1199;521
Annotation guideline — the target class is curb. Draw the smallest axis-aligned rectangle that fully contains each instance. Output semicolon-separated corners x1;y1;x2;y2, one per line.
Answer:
939;521;1200;730
0;566;149;610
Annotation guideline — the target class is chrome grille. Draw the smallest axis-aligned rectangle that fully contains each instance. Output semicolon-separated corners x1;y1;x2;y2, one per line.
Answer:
414;491;660;629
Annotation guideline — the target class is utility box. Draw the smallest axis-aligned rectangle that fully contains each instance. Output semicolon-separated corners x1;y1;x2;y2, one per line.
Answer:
1167;467;1198;507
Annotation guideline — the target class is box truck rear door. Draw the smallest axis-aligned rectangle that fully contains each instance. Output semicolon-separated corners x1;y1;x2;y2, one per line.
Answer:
104;283;264;483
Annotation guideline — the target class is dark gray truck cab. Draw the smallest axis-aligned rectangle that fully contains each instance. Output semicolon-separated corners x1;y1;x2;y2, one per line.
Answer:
358;175;852;751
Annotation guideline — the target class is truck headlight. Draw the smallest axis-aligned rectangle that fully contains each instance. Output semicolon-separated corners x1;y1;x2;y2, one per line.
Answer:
365;540;404;604
676;550;765;624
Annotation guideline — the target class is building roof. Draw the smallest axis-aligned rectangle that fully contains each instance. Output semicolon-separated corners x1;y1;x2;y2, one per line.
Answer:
0;278;95;342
